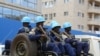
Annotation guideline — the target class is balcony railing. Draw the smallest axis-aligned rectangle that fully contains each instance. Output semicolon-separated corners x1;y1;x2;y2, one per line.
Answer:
88;18;100;25
89;5;100;9
88;18;100;21
95;0;100;2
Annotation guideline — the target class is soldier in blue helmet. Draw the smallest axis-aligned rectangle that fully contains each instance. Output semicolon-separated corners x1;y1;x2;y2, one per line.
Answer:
3;16;32;55
29;16;61;56
49;20;76;56
18;16;32;33
63;22;89;56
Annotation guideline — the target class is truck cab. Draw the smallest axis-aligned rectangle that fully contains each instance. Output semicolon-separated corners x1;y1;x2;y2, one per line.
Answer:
75;35;100;56
0;45;5;55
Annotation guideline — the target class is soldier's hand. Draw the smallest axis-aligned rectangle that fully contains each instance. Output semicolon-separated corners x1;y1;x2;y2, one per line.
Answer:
40;34;47;42
72;42;76;45
41;34;45;37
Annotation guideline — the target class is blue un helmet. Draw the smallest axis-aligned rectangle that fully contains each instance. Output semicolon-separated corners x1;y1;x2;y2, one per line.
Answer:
63;22;72;29
34;16;45;23
21;16;31;23
50;20;60;29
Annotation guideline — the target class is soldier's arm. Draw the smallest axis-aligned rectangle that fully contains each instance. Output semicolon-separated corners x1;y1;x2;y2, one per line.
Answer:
29;28;41;40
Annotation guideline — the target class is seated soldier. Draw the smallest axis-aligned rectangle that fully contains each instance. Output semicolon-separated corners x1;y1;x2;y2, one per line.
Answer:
18;16;32;33
63;22;89;56
3;16;32;55
29;16;61;56
49;20;76;56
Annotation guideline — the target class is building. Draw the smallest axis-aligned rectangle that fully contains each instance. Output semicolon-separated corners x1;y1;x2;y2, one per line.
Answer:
0;0;42;22
42;0;100;33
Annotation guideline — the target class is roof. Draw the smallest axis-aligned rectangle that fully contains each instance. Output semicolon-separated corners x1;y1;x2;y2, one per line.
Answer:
0;18;35;44
0;18;100;44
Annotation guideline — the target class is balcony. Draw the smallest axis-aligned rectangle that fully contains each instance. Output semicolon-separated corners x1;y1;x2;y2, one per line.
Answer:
88;6;100;13
88;18;100;25
88;0;100;2
95;0;100;2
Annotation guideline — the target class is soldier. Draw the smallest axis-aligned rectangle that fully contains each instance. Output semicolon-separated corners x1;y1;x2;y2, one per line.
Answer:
49;20;76;56
29;16;61;56
63;22;89;56
18;16;32;33
3;16;32;55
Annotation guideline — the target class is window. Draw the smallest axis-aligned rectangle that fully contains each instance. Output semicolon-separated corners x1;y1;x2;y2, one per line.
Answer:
0;7;2;14
49;14;53;19
20;11;27;19
49;1;53;7
28;0;37;9
78;12;81;16
28;13;34;22
0;7;3;18
20;11;27;16
13;0;21;5
78;25;81;29
21;0;28;7
3;7;12;15
54;0;56;2
78;12;84;17
64;0;69;3
34;14;38;18
0;6;38;20
29;0;32;3
82;0;84;4
29;0;37;3
45;2;47;6
82;13;84;17
12;10;20;16
45;2;49;8
3;7;12;19
0;14;2;18
99;41;100;50
76;38;80;41
44;14;48;20
28;13;34;19
12;10;21;20
64;12;68;16
5;0;37;9
81;39;90;44
79;0;81;4
81;25;84;30
5;0;12;3
54;0;56;4
79;0;84;4
78;25;84;30
54;13;56;17
28;3;34;8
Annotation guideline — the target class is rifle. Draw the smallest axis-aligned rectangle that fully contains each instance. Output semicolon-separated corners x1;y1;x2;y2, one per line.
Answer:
51;30;63;42
39;25;51;47
63;32;75;39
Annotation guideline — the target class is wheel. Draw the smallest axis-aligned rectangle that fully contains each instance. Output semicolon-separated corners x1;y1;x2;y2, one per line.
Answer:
44;51;58;56
10;33;38;56
2;49;10;55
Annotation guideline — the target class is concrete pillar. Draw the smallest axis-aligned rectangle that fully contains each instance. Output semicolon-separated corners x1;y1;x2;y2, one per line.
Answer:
92;25;94;32
92;2;95;7
99;27;100;31
92;14;95;20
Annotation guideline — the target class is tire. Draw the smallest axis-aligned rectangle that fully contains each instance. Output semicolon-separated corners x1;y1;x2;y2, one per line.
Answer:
44;51;58;56
2;49;10;55
10;33;38;56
